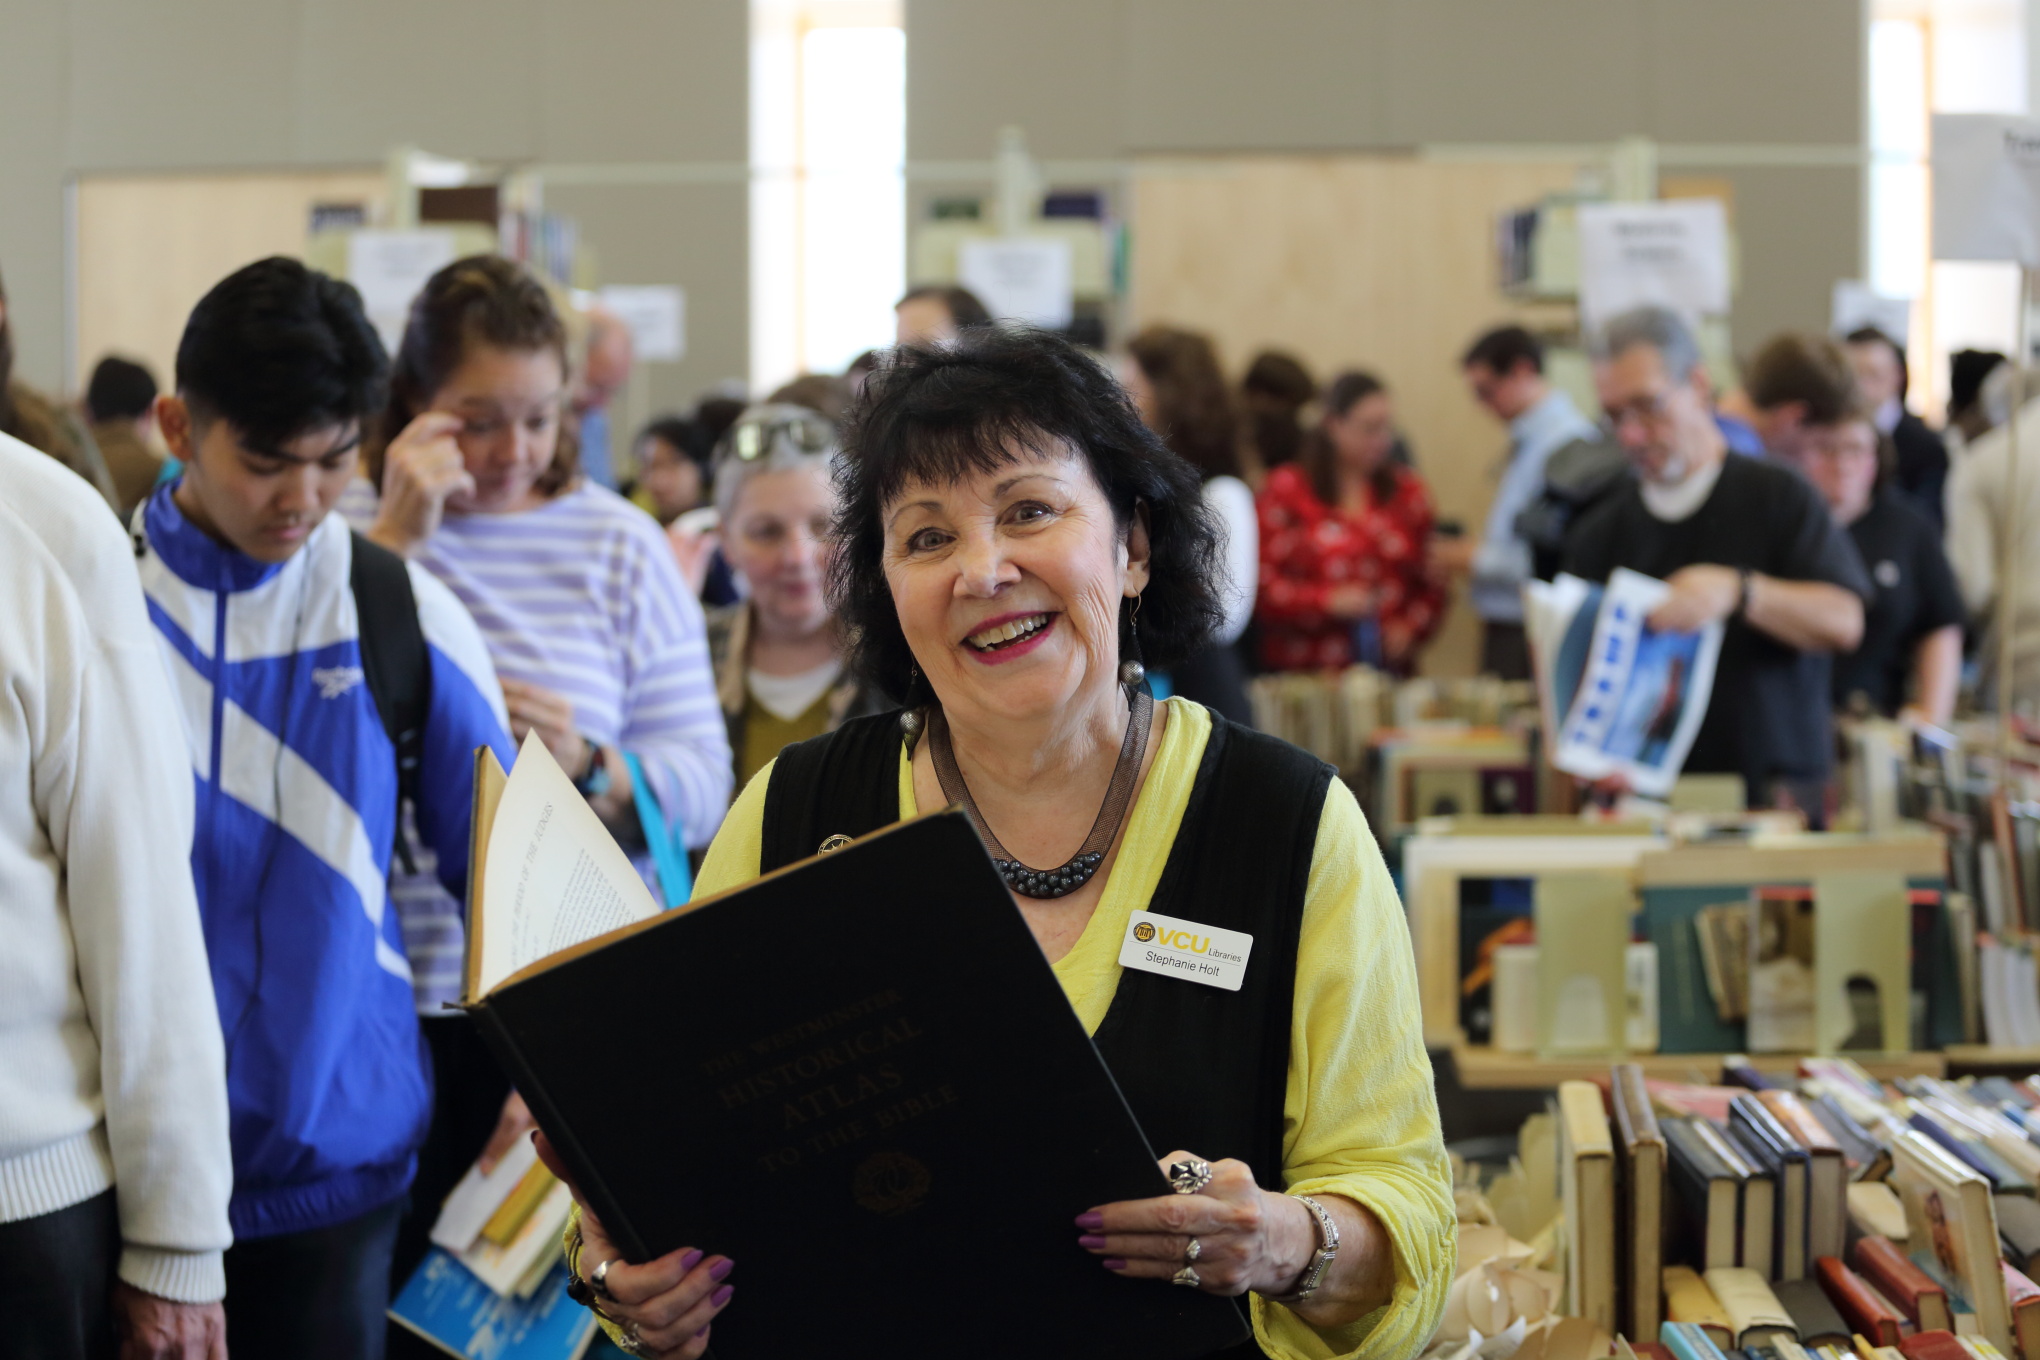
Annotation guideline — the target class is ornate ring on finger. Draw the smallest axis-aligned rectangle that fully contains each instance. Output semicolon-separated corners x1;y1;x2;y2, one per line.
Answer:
617;1320;651;1357
1184;1237;1202;1263
1166;1159;1213;1195
1172;1265;1202;1288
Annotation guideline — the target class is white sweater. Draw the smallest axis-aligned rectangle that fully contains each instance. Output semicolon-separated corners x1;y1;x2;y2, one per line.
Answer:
0;435;232;1301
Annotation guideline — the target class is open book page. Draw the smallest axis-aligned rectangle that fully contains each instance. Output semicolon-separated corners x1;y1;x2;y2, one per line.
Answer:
474;731;661;999
1552;567;1724;798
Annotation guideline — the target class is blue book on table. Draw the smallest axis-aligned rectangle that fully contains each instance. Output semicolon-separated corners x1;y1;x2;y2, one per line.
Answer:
1661;1320;1731;1360
388;1247;599;1360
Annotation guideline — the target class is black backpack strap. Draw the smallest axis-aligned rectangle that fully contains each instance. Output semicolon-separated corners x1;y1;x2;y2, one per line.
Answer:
350;532;432;873
760;711;910;873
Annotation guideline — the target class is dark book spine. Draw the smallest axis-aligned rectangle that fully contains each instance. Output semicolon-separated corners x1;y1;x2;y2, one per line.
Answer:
467;1001;654;1263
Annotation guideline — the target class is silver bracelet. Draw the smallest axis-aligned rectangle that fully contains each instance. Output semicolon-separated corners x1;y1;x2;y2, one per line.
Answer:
1266;1193;1340;1304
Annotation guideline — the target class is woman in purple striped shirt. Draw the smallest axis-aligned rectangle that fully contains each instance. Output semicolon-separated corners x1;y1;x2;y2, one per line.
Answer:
365;257;733;867
360;259;732;1268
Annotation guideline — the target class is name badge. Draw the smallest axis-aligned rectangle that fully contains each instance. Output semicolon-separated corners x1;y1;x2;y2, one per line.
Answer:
1118;911;1253;992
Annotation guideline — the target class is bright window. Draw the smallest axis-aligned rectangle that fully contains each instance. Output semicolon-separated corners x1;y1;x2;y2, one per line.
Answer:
751;0;905;393
1867;0;2027;417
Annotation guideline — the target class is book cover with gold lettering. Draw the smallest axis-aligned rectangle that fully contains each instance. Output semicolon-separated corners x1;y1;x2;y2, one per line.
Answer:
464;806;1248;1359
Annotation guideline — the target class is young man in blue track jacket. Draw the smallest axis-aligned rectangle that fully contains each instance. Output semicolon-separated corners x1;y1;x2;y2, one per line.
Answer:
134;257;515;1360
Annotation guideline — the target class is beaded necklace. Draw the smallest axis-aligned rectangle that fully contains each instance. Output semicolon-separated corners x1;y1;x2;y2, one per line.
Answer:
927;688;1152;899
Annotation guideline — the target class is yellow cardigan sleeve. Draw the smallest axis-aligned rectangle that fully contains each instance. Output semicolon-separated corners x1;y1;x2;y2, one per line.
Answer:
691;759;774;898
1253;778;1454;1360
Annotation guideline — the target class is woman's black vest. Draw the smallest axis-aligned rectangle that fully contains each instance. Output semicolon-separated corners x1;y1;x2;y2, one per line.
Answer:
762;709;1333;1357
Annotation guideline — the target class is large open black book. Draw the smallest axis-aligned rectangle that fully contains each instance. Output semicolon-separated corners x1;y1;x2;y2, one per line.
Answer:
460;736;1249;1358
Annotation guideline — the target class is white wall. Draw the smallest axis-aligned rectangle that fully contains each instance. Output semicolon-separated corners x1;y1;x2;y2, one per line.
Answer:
906;0;1868;350
0;0;750;412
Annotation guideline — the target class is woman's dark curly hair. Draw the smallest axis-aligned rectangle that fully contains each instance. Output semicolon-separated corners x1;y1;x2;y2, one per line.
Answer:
831;326;1226;702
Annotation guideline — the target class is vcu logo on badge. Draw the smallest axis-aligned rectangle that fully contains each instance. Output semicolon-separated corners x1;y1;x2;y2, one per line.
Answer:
1132;921;1156;943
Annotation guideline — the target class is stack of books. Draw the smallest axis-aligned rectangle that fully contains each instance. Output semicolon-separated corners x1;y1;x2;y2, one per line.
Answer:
1431;1059;2040;1360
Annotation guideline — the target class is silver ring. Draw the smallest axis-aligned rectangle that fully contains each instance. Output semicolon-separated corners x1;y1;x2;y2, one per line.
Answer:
1172;1265;1202;1288
1166;1158;1213;1195
1184;1237;1202;1263
618;1320;650;1357
591;1256;619;1301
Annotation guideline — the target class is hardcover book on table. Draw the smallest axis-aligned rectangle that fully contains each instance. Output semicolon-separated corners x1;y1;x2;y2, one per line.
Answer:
457;736;1248;1359
1759;1090;1849;1266
1772;1277;1853;1348
1661;1319;1734;1360
1704;1266;1798;1347
1696;1116;1776;1279
1664;1119;1743;1272
1851;1234;1953;1333
1560;1079;1618;1331
1615;1063;1668;1342
1814;1254;1908;1348
1848;1183;1910;1246
1729;1094;1810;1282
1890;1130;2013;1354
1664;1264;1736;1348
2000;1262;2040;1360
2000;1195;2040;1275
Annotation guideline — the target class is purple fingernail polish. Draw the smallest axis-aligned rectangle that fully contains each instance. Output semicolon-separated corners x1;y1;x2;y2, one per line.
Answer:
1102;1258;1128;1270
709;1258;735;1282
1078;1234;1108;1249
711;1284;734;1307
1074;1211;1104;1230
680;1249;704;1272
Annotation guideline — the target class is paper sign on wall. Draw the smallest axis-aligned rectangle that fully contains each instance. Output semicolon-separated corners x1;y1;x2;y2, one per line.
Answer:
598;285;687;363
1933;113;2040;267
1575;200;1730;332
347;230;459;351
958;238;1074;328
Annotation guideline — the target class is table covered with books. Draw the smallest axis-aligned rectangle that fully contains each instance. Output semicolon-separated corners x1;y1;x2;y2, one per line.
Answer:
1425;1055;2040;1360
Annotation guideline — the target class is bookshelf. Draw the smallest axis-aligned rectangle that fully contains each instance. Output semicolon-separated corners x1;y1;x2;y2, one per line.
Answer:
1447;1043;1947;1090
1406;827;1948;1051
1404;829;1665;1046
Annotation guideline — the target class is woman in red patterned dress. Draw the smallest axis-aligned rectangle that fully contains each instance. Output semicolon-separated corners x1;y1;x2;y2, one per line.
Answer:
1255;371;1446;675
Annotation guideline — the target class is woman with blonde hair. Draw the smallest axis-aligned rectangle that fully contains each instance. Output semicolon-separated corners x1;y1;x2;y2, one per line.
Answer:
701;402;886;788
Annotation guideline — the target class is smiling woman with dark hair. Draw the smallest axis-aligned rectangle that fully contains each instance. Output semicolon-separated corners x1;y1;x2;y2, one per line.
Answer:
546;327;1453;1360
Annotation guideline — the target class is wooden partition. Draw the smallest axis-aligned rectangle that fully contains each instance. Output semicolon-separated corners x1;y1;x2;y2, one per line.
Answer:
1128;154;1585;677
73;170;386;390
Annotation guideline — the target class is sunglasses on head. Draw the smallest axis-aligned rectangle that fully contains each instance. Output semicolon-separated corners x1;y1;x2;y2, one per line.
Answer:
730;415;834;462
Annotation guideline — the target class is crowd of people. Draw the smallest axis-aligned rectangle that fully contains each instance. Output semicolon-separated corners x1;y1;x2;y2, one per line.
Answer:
0;241;2034;1360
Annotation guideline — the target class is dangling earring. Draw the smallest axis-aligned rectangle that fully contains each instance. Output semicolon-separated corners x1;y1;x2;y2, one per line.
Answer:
1118;595;1146;694
899;663;925;740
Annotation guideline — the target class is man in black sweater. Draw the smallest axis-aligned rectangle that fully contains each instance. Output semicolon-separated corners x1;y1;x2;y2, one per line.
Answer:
1562;307;1871;813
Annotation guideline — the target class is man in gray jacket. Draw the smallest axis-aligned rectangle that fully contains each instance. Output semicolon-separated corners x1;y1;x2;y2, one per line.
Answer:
0;430;233;1358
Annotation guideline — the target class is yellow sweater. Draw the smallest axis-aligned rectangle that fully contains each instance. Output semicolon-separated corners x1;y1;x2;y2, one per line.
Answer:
695;699;1452;1360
